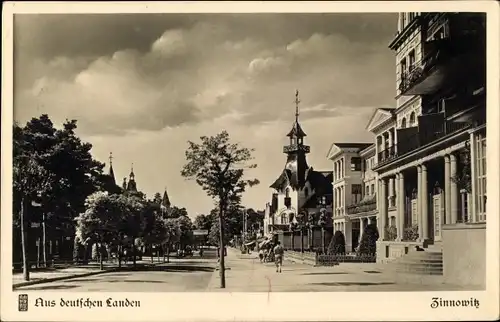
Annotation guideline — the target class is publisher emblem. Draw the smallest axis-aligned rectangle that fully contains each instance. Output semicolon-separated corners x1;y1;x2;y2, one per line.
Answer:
18;294;28;312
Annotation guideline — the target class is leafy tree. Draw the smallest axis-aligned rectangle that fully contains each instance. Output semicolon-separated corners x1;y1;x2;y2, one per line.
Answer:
74;191;132;269
181;131;259;288
327;231;346;255
194;214;211;230
358;224;379;256
153;192;162;204
176;215;194;249
14;115;110;268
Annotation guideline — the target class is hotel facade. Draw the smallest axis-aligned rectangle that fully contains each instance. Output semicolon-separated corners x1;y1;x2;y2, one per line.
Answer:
328;12;486;287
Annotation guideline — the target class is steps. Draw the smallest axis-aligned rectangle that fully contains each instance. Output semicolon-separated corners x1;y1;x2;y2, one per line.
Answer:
382;247;443;275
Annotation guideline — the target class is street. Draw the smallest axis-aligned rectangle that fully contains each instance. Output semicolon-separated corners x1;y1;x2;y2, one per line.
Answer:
14;248;477;292
15;255;217;292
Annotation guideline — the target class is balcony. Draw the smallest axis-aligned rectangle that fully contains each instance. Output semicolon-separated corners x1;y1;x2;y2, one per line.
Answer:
398;35;485;96
377;114;471;165
346;196;377;216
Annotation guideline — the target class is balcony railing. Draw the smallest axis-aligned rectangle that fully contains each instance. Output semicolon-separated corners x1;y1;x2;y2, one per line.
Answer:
398;35;485;96
346;198;377;215
377;115;471;165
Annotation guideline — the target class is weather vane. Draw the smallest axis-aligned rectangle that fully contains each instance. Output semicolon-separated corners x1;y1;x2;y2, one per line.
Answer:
295;89;301;122
109;152;113;166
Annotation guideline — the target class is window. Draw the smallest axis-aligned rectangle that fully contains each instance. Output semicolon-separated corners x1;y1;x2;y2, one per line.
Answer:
350;157;362;171
476;134;486;222
371;184;375;195
304;187;309;198
408;50;416;71
409;112;416;125
285;188;290;198
400;58;407;75
352;184;362;204
401;117;407;129
432;27;445;40
366;185;370;196
281;214;288;225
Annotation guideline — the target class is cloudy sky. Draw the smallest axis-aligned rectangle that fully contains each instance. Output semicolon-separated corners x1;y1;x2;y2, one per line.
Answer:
14;13;398;218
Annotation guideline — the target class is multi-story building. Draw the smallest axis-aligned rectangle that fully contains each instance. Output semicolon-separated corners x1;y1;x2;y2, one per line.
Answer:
327;142;372;252
369;12;486;287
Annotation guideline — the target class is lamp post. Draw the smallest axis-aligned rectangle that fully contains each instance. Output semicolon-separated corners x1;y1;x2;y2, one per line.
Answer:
318;196;328;254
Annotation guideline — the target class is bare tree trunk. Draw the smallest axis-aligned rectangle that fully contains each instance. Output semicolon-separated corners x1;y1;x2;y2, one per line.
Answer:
36;237;41;268
118;244;122;269
132;237;137;268
20;197;30;281
166;244;170;263
157;246;160;262
99;243;104;270
42;213;47;267
218;202;226;289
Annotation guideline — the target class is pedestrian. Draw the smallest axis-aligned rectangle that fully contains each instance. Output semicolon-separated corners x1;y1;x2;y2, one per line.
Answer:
258;248;264;263
273;241;284;273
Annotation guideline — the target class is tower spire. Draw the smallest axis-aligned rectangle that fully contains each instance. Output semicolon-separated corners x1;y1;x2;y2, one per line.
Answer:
108;152;115;185
295;89;300;123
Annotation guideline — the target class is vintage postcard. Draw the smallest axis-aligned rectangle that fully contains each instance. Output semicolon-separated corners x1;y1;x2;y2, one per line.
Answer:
1;1;499;321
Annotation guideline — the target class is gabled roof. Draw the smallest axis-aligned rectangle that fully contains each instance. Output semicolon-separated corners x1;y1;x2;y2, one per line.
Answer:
326;142;372;160
365;107;396;133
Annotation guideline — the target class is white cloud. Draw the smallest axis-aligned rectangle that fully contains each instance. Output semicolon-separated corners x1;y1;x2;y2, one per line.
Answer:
14;17;396;216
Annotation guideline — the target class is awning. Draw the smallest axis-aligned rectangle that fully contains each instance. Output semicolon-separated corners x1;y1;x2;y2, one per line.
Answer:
259;239;272;248
244;241;256;246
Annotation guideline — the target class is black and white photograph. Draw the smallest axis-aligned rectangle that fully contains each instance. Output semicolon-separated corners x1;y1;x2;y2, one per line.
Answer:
1;1;498;321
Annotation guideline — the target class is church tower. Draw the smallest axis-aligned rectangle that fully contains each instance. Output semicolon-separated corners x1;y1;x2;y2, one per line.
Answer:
126;164;138;192
161;187;171;209
108;152;116;185
271;90;311;192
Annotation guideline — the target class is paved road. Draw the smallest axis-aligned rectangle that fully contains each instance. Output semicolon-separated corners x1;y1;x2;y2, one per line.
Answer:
16;256;217;292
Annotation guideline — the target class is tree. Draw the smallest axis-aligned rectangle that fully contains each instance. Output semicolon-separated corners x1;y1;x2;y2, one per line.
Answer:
181;131;259;288
194;214;211;230
14;115;109;267
163;218;181;263
75;192;120;269
153;192;162;204
327;231;346;255
358;224;379;256
176;215;194;249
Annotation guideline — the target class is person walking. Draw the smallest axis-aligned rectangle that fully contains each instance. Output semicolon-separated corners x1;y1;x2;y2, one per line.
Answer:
273;241;284;273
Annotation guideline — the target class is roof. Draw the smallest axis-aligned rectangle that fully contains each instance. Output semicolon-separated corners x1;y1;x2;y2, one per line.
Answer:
332;143;373;150
286;121;307;138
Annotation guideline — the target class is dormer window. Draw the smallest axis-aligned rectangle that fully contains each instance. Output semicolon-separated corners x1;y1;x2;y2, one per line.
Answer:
401;117;407;129
304;187;309;198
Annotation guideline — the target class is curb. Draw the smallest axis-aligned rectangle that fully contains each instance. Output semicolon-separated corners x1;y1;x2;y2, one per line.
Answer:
12;262;160;289
13;268;121;289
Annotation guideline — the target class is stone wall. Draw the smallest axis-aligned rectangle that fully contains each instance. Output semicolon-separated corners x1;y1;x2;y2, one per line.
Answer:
376;241;422;263
442;223;486;288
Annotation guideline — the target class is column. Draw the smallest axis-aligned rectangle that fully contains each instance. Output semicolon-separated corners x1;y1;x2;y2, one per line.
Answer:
397;172;405;241
421;163;429;241
388;178;395;207
444;155;451;225
450;154;458;224
359;218;365;243
345;220;352;252
380;178;388;240
417;166;424;239
469;133;478;223
368;217;372;225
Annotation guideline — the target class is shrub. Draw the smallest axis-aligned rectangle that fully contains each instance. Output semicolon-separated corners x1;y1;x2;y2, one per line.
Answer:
403;225;419;241
327;230;346;255
358;224;379;255
385;225;397;241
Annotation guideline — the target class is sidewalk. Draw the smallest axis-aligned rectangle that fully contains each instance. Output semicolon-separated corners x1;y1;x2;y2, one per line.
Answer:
205;248;473;292
12;259;161;289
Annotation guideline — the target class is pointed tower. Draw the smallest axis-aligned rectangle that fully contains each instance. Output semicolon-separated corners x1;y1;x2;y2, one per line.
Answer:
271;90;310;191
161;187;171;209
122;177;127;191
126;164;138;192
108;152;116;185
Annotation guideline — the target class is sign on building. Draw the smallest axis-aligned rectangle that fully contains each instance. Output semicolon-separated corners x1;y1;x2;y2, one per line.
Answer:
193;229;209;236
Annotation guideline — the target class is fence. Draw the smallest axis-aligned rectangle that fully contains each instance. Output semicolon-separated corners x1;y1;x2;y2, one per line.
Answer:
316;253;377;266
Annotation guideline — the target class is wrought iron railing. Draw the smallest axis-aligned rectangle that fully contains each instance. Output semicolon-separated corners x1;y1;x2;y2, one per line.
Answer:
377;117;471;165
346;199;377;215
